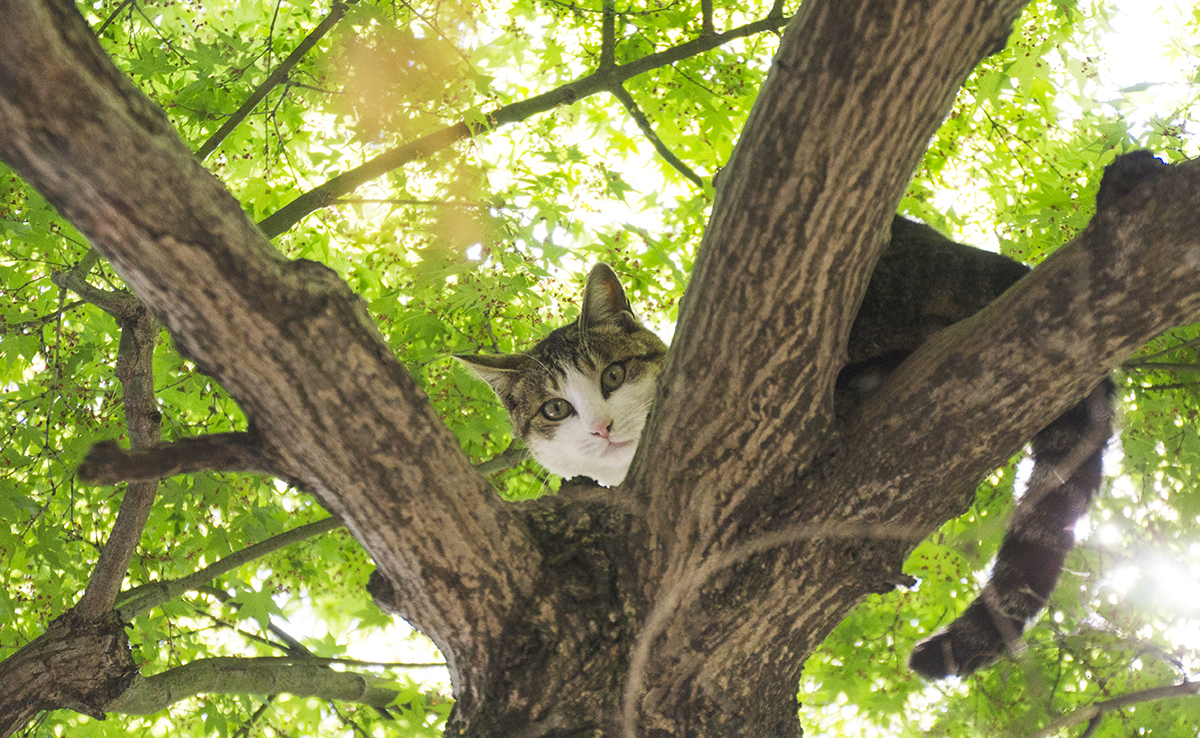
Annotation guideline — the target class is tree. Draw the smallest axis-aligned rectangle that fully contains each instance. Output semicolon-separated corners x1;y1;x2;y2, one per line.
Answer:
1;0;1199;735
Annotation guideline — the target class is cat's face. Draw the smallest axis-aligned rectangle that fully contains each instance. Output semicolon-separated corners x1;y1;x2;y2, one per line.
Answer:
458;264;668;486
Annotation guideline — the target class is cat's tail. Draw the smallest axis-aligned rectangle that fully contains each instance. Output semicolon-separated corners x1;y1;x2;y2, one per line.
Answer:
909;379;1115;680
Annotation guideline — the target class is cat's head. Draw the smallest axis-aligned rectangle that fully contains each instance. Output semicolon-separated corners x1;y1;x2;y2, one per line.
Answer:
457;264;667;486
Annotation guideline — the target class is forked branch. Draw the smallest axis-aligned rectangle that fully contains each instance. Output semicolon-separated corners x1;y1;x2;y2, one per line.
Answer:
75;300;162;619
0;0;546;698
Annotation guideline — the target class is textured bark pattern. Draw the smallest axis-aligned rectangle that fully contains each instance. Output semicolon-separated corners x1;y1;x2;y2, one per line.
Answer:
4;1;1200;736
0;611;135;735
624;0;1034;730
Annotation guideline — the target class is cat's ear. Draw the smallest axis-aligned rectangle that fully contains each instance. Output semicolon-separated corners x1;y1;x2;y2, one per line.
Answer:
454;353;531;398
580;263;633;326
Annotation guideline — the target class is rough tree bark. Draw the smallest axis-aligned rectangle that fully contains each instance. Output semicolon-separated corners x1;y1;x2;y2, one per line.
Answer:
2;0;1200;737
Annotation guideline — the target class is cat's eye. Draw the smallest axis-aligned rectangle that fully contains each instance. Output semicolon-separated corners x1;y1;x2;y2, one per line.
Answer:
541;398;573;421
600;362;626;392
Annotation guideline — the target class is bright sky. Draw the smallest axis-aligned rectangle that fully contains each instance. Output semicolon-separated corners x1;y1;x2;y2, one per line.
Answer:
1104;0;1198;101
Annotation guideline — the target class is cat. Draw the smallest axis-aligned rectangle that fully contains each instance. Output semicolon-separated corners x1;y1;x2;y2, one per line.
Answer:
460;217;1113;679
844;216;1114;680
456;263;668;487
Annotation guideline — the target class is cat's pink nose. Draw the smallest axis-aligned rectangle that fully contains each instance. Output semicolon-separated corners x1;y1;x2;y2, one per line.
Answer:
591;420;612;439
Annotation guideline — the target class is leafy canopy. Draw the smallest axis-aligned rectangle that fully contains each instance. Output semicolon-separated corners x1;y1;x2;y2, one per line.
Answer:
1;0;1199;735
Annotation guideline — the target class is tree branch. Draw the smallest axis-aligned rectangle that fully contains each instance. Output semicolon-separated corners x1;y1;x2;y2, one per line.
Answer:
0;227;150;716
232;701;272;738
256;11;789;238
12;0;1197;733
1;298;86;335
75;300;162;619
104;657;404;714
1128;335;1200;362
116;516;343;619
610;2;1200;730
78;433;271;484
829;156;1200;525
632;0;1030;644
600;0;616;69
50;249;137;319
610;83;705;187
636;0;1029;559
193;585;315;656
1123;361;1200;372
1027;680;1200;738
473;440;528;475
334;197;491;208
195;0;355;161
93;0;134;36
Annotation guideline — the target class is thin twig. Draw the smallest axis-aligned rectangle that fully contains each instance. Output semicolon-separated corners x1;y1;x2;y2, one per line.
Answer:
94;0;137;36
201;605;306;656
1;299;87;336
396;0;476;69
116;516;344;619
197;588;407;720
1129;335;1200;363
196;0;356;160
232;700;274;738
1122;361;1200;373
1135;381;1200;391
1026;680;1200;738
474;441;528;475
611;84;705;188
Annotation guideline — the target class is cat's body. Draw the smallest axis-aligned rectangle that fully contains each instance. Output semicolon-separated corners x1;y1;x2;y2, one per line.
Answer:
850;217;1114;679
459;217;1112;679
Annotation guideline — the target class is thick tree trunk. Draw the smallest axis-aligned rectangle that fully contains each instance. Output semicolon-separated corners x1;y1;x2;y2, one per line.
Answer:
622;0;1030;731
4;0;1200;736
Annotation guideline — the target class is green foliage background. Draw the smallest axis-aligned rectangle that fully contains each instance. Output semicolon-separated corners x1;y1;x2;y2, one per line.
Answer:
2;0;1199;735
